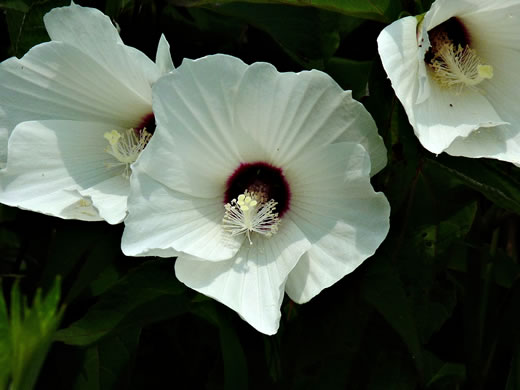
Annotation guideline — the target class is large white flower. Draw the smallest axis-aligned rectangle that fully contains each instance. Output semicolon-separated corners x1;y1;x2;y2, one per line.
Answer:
377;0;520;162
121;54;391;334
0;3;174;223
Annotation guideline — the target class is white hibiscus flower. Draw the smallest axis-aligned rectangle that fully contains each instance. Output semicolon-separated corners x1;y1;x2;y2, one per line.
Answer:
121;54;391;334
0;3;174;223
377;0;520;162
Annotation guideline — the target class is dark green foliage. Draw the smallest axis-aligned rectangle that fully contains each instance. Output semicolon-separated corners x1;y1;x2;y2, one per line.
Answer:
0;0;519;388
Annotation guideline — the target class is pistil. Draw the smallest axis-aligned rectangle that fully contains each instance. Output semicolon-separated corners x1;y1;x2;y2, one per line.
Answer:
104;128;151;179
426;19;493;93
222;190;280;245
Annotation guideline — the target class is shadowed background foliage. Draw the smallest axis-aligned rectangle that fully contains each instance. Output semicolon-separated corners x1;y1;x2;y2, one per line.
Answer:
1;0;520;389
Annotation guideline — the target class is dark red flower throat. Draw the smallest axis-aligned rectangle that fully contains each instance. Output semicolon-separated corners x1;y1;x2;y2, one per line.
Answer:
224;162;291;217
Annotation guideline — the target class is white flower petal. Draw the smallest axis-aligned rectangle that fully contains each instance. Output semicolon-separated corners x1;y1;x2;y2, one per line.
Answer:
413;82;506;154
0;120;127;222
377;16;421;116
423;0;475;30
445;124;520;163
122;171;242;260
44;3;123;48
155;34;175;74
284;142;390;303
233;62;386;175
150;55;249;197
0;41;152;133
175;218;311;335
44;3;159;101
78;175;129;224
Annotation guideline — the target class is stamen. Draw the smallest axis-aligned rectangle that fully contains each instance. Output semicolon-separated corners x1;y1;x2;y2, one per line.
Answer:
222;190;280;245
427;30;493;93
104;128;151;179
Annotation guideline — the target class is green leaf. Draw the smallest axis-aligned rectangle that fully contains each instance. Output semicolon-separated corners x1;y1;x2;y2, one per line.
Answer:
208;3;341;69
426;156;520;216
55;260;187;346
0;0;28;12
367;349;418;390
362;260;425;382
426;362;466;388
0;286;10;389
325;57;372;99
178;0;400;22
506;340;520;390
39;222;119;298
5;0;69;57
73;328;141;390
104;0;133;18
191;301;248;390
4;278;63;390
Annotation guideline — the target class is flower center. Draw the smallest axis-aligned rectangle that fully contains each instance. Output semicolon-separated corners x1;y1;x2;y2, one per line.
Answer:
103;114;155;179
104;128;151;179
425;17;493;93
222;162;291;245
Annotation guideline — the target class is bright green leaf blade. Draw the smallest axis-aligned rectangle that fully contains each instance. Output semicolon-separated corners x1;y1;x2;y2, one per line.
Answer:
10;278;63;390
55;260;187;346
0;285;10;389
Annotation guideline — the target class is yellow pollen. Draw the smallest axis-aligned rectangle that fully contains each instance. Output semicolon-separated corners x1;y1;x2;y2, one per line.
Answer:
427;31;493;93
104;128;151;179
222;190;280;245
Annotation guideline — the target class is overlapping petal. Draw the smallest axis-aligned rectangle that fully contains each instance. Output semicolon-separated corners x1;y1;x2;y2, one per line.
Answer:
0;3;174;222
284;142;390;303
175;218;311;335
0;120;127;222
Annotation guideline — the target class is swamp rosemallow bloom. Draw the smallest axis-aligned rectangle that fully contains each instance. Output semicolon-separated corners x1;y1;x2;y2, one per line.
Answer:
377;0;520;162
121;54;391;334
0;3;174;223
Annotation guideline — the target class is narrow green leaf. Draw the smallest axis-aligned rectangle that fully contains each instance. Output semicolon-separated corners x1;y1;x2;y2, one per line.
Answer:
0;285;10;389
8;278;63;390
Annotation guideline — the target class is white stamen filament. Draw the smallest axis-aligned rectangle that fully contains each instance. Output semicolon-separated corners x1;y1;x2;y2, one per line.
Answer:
428;32;493;93
222;190;280;245
104;128;151;179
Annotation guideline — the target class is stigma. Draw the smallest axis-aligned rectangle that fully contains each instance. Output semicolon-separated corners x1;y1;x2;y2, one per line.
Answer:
426;22;493;93
222;190;280;245
104;128;151;179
